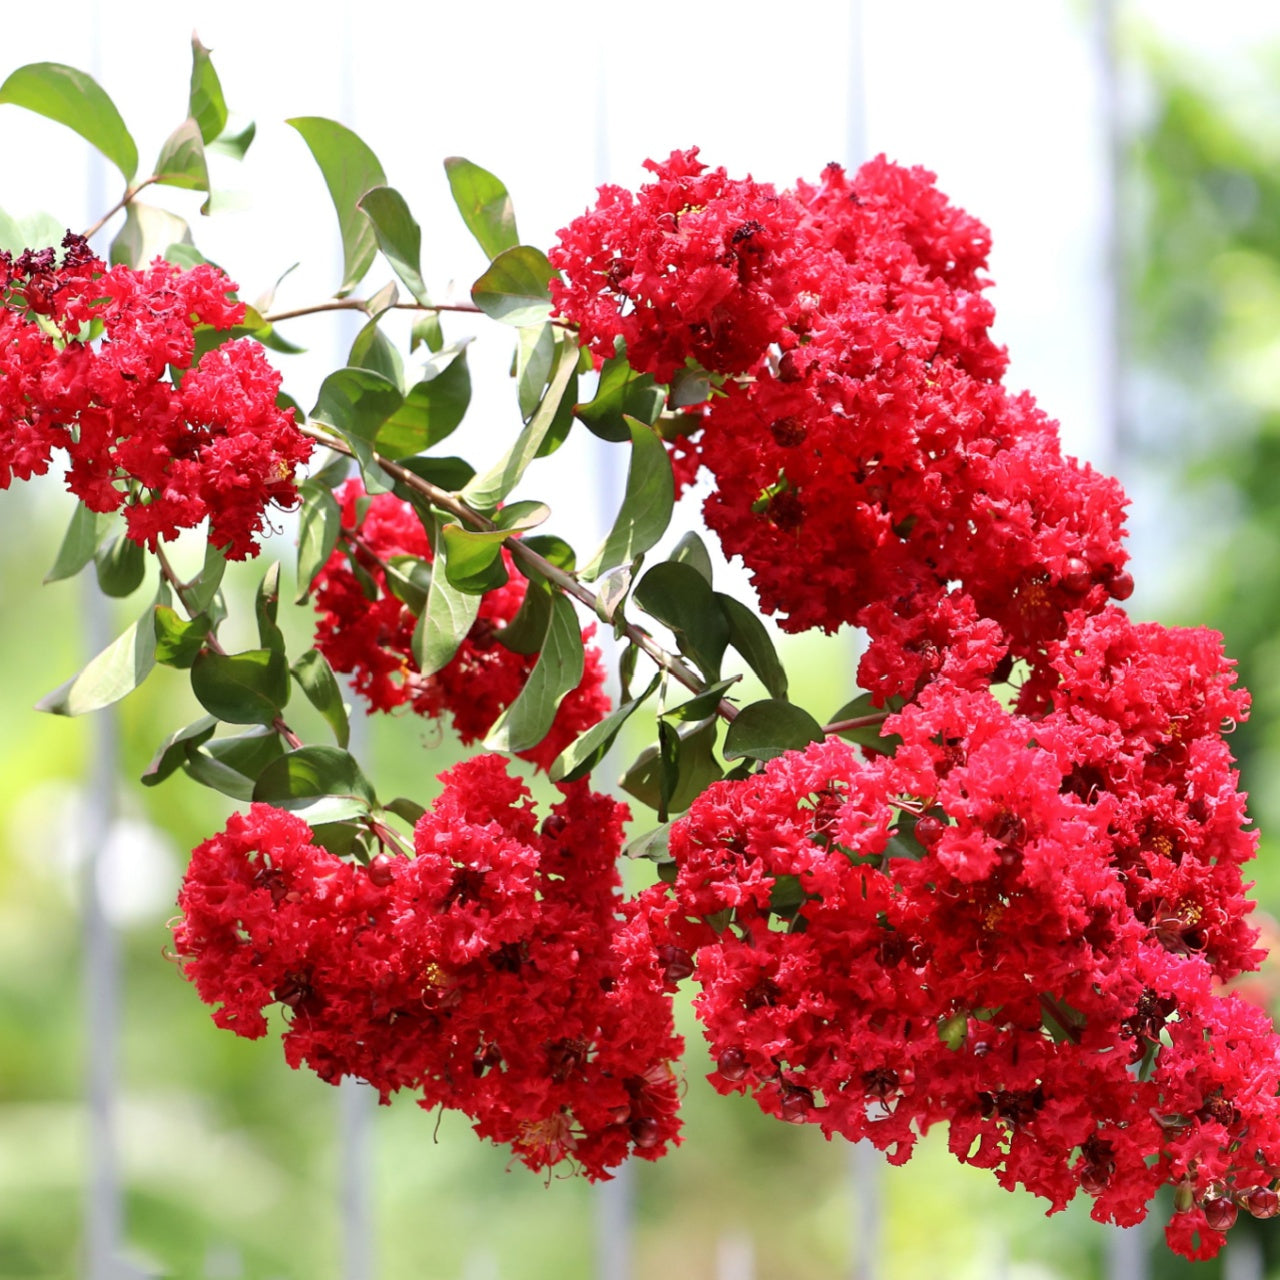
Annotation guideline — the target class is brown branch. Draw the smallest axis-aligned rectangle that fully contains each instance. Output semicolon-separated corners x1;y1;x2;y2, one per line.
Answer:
300;423;741;723
82;177;159;241
823;712;889;736
262;299;482;325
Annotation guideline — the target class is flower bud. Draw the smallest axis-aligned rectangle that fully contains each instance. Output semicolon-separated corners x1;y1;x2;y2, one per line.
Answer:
1203;1196;1238;1233
716;1047;749;1082
366;854;396;887
1243;1186;1279;1220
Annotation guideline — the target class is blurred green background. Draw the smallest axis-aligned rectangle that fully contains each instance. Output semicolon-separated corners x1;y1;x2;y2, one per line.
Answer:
6;7;1280;1279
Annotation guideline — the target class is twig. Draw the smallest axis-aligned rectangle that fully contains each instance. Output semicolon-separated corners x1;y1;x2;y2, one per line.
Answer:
261;299;482;325
300;423;742;723
82;177;159;241
823;712;889;735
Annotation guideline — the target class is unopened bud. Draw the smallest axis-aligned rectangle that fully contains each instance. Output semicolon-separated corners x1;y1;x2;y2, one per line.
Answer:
716;1047;749;1082
366;854;396;887
1203;1196;1238;1233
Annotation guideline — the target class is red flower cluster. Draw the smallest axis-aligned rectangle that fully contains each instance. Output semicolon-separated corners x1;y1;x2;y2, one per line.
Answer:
0;233;311;558
312;480;610;771
174;757;682;1177
554;151;1274;1257
643;606;1267;1257
551;153;1130;689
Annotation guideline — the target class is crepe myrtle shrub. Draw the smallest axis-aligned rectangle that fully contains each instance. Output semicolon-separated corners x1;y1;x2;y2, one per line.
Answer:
0;41;1270;1261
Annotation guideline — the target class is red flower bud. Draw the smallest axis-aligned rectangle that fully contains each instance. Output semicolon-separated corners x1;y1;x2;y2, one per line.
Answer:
631;1117;662;1148
1243;1186;1279;1220
1203;1196;1238;1233
1061;557;1092;594
716;1048;749;1082
366;854;396;887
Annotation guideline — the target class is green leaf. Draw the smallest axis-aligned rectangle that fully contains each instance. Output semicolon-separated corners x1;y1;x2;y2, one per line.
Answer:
154;117;210;211
671;531;714;585
94;533;146;598
462;338;577;510
295;479;341;603
444;157;518;260
255;562;284;654
670;362;713;408
471;245;556;327
37;611;157;716
286;117;388;296
411;312;443;353
153;605;210;669
621;718;722;819
722;699;824;763
184;729;284;801
413;561;482;676
484;594;584;754
633;561;728;682
595;565;633;626
576;351;665;443
440;525;512;593
718;592;788;700
581;418;675;581
188;34;228;144
884;810;926;862
516;323;555;420
394;454;475;495
550;673;661;784
376;346;471;458
0;63;137;181
45;503;107;583
254;745;377;824
348;314;404;389
190;648;290;725
291;649;351;749
140;715;217;787
206;728;284;780
358;185;430;305
311;366;403;494
187;540;227;613
385;796;427;826
625;822;675;863
661;676;739;724
520;534;576;574
495;578;552;654
383;555;432;613
108;202;191;269
208;119;254;160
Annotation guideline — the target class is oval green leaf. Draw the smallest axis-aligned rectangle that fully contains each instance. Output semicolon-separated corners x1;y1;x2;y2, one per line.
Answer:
444;157;518;260
722;699;824;763
286;117;387;296
0;62;137;181
190;648;290;725
471;245;557;327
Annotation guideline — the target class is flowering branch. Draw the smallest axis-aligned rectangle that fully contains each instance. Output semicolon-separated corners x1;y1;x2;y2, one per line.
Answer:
299;423;743;724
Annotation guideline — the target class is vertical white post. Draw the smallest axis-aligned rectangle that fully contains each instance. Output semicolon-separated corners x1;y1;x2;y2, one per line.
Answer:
1223;1233;1264;1280
83;581;123;1280
716;1230;755;1280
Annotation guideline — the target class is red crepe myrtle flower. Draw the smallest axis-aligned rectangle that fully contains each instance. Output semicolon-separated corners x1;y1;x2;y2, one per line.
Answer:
174;757;683;1179
0;232;310;558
